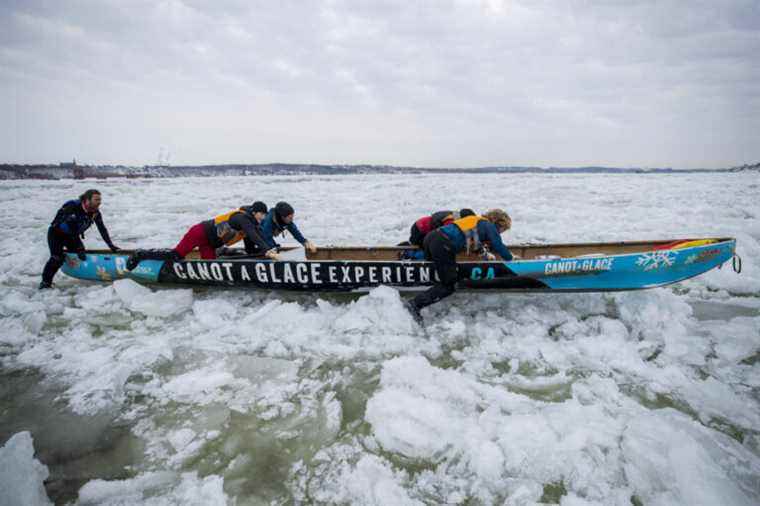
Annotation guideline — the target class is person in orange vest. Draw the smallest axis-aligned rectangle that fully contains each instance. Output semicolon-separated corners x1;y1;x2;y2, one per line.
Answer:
126;201;274;270
405;209;513;323
407;209;475;247
400;208;475;260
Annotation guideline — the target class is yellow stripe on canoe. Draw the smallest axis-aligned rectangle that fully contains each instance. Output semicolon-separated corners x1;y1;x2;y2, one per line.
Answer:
671;239;718;250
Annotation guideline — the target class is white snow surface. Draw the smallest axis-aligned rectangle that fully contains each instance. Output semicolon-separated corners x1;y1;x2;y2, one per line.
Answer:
0;173;759;505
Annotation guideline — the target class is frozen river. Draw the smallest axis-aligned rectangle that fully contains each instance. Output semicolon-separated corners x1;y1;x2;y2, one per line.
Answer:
1;173;759;505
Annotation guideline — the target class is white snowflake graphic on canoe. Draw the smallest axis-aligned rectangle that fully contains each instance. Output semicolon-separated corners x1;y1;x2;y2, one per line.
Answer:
636;251;677;271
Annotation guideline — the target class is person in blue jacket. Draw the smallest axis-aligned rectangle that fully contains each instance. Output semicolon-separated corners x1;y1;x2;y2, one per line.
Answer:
40;189;120;289
258;202;317;258
405;209;513;322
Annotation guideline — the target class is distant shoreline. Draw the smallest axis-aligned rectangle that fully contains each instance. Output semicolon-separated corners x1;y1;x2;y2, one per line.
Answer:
1;162;757;180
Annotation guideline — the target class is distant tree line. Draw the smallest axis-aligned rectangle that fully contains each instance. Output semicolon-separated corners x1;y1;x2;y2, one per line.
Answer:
0;161;757;180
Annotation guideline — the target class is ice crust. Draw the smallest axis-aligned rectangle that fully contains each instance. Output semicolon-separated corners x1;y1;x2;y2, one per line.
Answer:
0;432;52;506
77;471;228;505
0;173;758;504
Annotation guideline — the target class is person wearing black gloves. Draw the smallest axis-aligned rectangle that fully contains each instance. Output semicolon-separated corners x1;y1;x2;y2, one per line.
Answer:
40;189;120;289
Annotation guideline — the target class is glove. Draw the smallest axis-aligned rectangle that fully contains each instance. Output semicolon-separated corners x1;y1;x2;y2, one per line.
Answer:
304;240;318;253
265;249;281;261
77;251;87;261
484;252;496;261
109;244;121;252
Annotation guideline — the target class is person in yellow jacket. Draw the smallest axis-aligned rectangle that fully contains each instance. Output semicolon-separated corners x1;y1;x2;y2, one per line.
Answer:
405;209;513;323
126;201;274;270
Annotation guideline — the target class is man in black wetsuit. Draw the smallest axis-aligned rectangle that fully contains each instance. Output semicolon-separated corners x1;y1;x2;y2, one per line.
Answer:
40;189;120;289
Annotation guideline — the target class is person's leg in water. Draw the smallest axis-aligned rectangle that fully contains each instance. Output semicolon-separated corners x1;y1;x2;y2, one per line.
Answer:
406;231;458;321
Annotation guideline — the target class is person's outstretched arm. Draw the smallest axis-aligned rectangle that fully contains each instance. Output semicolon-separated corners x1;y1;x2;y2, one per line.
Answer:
481;221;513;261
94;213;119;251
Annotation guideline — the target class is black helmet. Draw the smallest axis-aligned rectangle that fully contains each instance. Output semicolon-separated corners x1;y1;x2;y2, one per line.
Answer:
460;208;476;218
250;201;268;214
275;201;294;220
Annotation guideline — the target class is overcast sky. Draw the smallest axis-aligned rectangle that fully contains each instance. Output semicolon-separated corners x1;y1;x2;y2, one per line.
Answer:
1;0;758;168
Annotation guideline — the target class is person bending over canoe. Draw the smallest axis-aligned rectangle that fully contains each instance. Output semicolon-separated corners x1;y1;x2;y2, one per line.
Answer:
126;201;273;270
260;201;318;254
40;189;121;289
400;208;476;260
407;208;476;247
405;209;513;322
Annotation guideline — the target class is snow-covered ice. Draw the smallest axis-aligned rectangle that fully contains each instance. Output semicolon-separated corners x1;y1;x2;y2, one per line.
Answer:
0;432;51;506
0;172;758;504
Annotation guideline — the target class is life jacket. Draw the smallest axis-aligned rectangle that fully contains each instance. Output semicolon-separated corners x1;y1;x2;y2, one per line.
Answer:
210;209;246;246
416;211;458;235
452;215;487;253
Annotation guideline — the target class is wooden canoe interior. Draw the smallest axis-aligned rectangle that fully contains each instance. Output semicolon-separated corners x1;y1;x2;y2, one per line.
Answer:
84;238;732;262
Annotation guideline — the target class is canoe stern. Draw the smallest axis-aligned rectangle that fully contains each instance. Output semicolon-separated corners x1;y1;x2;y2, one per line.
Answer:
508;238;735;290
61;253;163;283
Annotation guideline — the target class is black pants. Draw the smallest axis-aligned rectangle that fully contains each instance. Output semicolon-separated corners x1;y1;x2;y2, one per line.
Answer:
408;223;426;247
412;230;459;310
42;227;83;284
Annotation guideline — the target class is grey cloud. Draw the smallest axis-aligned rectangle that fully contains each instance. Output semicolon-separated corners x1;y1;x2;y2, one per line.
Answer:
1;0;758;167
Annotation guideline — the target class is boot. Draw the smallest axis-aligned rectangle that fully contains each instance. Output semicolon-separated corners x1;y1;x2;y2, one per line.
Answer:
126;249;180;271
403;300;424;325
38;280;54;290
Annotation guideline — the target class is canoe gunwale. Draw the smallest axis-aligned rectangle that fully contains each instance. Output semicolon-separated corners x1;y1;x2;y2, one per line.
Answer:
80;237;735;263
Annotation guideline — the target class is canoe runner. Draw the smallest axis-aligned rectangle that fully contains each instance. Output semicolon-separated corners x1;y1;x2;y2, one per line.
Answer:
405;209;513;322
40;189;121;289
259;201;318;255
400;208;476;260
126;201;273;269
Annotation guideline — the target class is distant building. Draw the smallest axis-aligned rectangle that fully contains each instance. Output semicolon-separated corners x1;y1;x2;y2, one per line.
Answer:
59;158;77;168
59;159;85;178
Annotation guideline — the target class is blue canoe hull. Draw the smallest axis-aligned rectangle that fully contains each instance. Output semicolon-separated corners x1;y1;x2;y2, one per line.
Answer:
61;238;736;292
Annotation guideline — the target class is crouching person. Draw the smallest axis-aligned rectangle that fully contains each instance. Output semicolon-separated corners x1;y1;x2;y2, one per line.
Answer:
126;201;273;270
400;209;475;260
407;208;475;247
40;189;120;289
405;209;512;322
259;202;317;255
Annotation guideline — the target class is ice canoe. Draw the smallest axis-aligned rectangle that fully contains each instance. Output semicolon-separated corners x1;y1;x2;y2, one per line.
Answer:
60;237;737;293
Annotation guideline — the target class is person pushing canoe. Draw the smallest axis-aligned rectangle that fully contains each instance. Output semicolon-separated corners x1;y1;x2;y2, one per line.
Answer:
126;201;273;269
400;208;476;260
40;189;121;289
405;209;513;322
259;201;318;254
406;208;476;247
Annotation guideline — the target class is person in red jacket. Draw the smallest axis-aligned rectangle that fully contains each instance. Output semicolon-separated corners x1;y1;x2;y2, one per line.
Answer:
408;209;476;247
399;209;475;260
